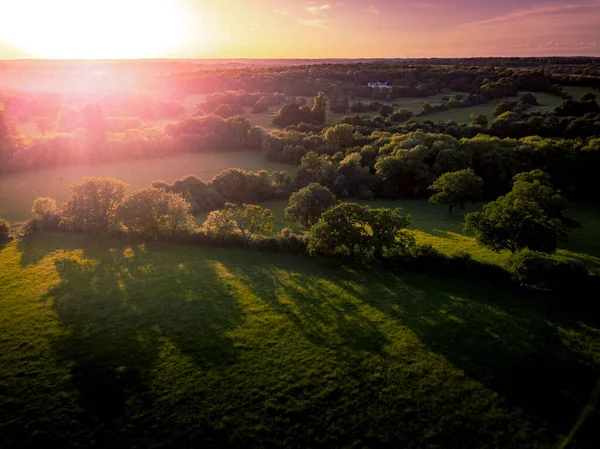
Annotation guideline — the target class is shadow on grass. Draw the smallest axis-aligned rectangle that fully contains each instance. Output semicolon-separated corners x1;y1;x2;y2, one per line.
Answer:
220;254;600;447
15;233;600;448
39;236;244;445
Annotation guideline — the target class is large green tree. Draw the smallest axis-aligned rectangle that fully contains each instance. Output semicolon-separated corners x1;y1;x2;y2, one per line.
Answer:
285;183;337;228
464;170;579;253
308;203;413;258
60;177;127;234
117;187;195;239
428;168;483;215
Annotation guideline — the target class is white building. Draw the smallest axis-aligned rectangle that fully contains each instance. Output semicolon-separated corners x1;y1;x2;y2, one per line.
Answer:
368;82;392;89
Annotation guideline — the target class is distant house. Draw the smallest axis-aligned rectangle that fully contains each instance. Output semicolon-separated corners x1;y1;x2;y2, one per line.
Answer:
368;82;392;89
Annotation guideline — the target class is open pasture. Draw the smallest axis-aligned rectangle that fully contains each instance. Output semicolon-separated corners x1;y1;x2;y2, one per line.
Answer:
0;151;294;223
1;233;599;448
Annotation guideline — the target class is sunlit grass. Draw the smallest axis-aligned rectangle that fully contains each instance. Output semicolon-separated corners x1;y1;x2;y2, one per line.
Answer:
0;152;295;223
218;198;600;274
1;233;599;447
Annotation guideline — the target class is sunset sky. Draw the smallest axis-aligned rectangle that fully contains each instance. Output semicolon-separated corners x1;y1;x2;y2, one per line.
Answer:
0;0;599;59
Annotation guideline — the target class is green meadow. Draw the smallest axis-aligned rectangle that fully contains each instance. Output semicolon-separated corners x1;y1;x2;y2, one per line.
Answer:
1;233;599;448
0;151;294;223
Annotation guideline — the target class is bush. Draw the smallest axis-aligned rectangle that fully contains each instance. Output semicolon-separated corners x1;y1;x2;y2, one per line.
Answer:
0;218;10;242
31;197;61;230
507;250;589;291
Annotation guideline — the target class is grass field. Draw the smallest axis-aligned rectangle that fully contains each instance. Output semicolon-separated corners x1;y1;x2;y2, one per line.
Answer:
1;233;599;448
0;151;294;223
198;199;600;275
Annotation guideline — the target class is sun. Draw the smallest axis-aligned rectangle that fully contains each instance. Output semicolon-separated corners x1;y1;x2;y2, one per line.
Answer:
0;0;207;59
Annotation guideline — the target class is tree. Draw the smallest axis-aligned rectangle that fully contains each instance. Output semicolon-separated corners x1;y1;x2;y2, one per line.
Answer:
60;177;127;234
208;168;256;204
213;104;234;119
330;86;349;113
367;207;414;258
470;113;488;126
308;203;370;256
519;93;538;106
428;168;483;215
580;92;597;103
391;109;412;122
0;218;10;242
311;92;328;125
31;197;60;229
324;124;355;148
202;203;274;244
308;203;413;258
117;187;195;239
464;170;579;253
34;117;53;135
226;203;274;243
433;149;472;175
252;96;269;114
285;183;337;228
378;105;394;118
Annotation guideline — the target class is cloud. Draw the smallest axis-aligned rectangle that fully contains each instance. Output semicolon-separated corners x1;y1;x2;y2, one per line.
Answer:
273;9;290;16
298;18;329;28
362;5;380;15
306;4;331;14
460;2;600;30
416;2;454;9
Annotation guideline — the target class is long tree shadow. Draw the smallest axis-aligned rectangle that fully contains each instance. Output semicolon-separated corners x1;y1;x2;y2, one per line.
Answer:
218;252;600;447
43;237;244;446
347;267;600;447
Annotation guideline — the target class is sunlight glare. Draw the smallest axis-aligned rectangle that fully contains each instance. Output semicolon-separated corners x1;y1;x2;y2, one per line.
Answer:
0;0;208;59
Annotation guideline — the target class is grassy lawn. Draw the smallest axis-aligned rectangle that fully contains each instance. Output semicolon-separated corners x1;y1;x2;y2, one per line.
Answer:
208;199;600;274
0;152;295;223
1;233;599;448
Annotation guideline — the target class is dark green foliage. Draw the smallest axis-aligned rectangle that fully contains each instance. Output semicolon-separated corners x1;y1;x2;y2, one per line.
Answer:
428;168;483;215
324;124;355;148
309;203;413;258
519;93;539;105
273;102;315;128
60;177;127;234
0;218;10;242
152;175;226;213
311;91;328;125
285;183;337;228
470;113;488;126
208;168;259;204
465;170;579;253
378;104;394;117
391;108;413;122
330;86;349;113
507;250;589;291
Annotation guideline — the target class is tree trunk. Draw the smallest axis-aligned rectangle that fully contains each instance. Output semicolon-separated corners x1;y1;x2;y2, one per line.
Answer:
448;204;454;215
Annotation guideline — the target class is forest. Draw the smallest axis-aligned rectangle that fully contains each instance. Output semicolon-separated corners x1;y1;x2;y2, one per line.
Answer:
2;57;600;448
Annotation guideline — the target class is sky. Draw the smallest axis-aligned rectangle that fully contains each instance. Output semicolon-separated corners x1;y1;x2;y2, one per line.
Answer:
0;0;599;59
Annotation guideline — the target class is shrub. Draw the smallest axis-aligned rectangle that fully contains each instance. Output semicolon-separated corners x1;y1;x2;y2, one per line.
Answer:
507;250;589;291
0;218;10;242
31;197;61;230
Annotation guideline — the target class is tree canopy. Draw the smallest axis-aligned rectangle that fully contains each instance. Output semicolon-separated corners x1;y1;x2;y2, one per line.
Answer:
464;170;579;253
